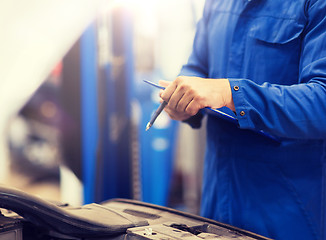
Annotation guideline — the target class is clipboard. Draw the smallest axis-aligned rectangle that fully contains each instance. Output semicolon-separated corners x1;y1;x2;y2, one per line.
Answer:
143;80;280;143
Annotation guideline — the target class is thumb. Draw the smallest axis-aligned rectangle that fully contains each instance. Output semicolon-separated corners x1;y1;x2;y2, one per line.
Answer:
158;80;171;88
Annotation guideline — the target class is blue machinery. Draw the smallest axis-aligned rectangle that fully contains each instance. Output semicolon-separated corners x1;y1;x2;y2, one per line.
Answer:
80;7;177;206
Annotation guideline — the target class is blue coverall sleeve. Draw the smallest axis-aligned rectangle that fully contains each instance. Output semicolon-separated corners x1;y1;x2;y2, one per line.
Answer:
178;1;212;128
179;0;211;128
231;0;326;139
179;0;210;78
182;0;326;139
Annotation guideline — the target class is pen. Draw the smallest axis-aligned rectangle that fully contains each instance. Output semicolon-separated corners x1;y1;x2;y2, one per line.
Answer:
143;79;165;90
145;101;168;131
143;80;168;131
143;80;279;142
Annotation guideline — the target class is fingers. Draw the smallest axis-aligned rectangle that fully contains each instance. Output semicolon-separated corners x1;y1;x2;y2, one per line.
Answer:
160;80;177;103
167;84;186;109
160;77;201;116
158;76;232;119
173;89;194;112
184;99;201;116
158;80;170;88
163;104;193;121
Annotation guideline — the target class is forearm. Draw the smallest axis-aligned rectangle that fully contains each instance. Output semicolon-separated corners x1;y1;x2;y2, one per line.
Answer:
230;78;326;139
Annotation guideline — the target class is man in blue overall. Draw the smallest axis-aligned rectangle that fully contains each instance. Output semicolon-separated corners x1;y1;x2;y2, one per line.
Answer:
159;0;326;239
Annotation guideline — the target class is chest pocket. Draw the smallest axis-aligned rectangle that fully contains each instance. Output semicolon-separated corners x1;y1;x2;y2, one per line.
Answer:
248;17;304;44
243;17;305;85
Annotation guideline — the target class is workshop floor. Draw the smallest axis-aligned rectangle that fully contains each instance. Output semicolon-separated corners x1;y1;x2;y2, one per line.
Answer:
3;166;61;202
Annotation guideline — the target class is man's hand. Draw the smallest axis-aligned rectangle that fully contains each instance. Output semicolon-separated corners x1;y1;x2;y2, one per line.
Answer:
158;76;234;121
